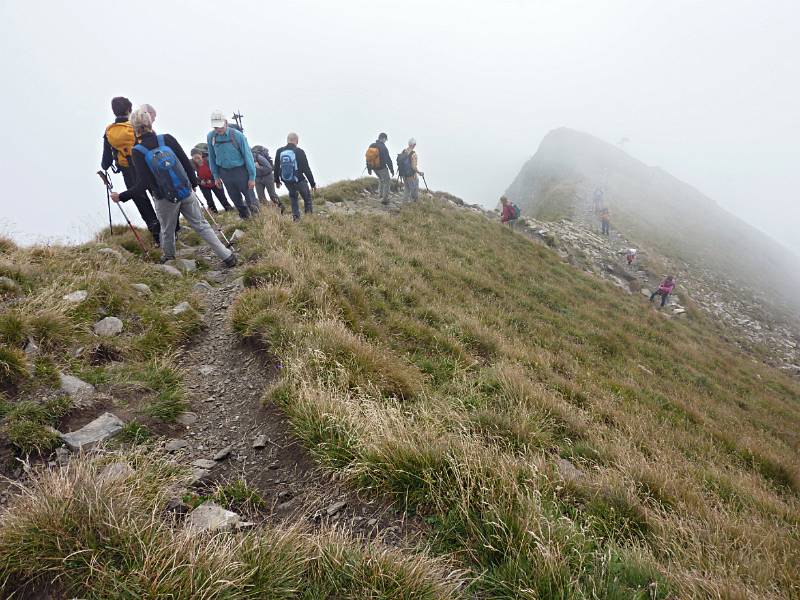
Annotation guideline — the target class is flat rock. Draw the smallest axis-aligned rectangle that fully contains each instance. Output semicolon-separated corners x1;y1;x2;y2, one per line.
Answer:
60;412;124;451
185;502;240;533
190;468;212;485
231;229;245;242
132;283;152;295
192;458;217;470
556;458;584;481
63;290;88;303
176;412;198;426
326;500;347;517
171;301;192;316
252;434;268;449
205;270;226;283
97;247;123;259
193;281;213;293
0;276;21;292
24;338;40;358
168;258;197;273
213;445;233;461
198;366;215;376
59;373;95;406
637;364;655;376
640;289;652;298
98;461;134;483
165;438;188;452
153;264;183;277
94;316;123;337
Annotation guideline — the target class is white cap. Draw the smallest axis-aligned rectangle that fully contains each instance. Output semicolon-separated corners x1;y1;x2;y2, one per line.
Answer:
210;110;226;128
408;137;416;146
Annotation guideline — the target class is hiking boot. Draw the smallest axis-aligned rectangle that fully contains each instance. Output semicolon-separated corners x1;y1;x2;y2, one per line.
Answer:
159;255;173;264
223;253;238;268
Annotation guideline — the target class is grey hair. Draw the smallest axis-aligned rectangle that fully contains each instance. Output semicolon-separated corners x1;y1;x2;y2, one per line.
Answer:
130;107;153;135
408;137;416;146
141;103;156;120
287;132;299;143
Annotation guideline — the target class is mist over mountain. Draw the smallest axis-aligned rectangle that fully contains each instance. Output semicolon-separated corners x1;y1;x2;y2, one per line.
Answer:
505;128;800;315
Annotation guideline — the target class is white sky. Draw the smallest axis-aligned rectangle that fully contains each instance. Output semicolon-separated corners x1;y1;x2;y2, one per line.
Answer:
1;0;798;255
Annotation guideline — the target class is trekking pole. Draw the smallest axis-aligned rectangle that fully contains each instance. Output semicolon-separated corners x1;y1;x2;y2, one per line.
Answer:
196;196;233;248
96;171;149;255
99;170;113;235
421;174;431;192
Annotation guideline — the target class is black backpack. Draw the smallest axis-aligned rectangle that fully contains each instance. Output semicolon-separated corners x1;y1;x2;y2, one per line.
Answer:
397;151;414;177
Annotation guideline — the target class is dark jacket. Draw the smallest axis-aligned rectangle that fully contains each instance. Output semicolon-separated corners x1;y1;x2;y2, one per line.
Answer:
252;147;274;183
101;115;127;171
368;140;394;175
119;131;198;202
274;143;316;187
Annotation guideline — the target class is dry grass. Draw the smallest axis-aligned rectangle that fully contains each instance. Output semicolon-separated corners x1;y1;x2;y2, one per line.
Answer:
230;188;800;598
0;449;463;599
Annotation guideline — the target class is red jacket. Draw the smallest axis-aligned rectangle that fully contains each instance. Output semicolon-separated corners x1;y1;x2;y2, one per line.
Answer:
501;203;514;223
658;279;675;294
195;158;215;189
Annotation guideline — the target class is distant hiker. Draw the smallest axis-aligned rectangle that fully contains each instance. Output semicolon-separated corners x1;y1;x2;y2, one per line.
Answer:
274;132;316;222
191;148;233;213
626;248;637;265
397;138;423;201
600;207;611;235
593;187;604;213
206;110;259;219
500;196;521;224
101;96;163;246
252;145;284;213
366;132;394;204
111;107;236;268
650;276;676;307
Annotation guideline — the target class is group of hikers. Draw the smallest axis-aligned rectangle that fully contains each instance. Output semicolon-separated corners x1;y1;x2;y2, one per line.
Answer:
100;97;426;268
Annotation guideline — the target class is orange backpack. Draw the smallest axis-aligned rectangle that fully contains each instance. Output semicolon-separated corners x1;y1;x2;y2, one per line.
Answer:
105;122;136;168
365;144;381;170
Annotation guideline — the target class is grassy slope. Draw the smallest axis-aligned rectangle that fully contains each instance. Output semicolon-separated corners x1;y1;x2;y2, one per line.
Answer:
230;194;800;598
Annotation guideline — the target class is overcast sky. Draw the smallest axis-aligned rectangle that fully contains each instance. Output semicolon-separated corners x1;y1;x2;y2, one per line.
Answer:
1;0;798;255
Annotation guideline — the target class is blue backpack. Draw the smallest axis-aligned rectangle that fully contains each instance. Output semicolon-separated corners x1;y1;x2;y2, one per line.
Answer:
134;135;192;202
511;203;521;220
280;149;298;182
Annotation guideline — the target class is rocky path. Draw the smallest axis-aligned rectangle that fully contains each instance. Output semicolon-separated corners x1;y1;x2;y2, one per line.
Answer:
164;244;419;543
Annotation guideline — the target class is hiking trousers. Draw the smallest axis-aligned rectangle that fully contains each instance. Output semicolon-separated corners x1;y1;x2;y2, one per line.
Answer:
601;220;610;235
219;165;259;219
120;165;161;242
650;290;669;307
285;180;313;221
200;186;233;212
375;167;391;202
153;192;232;262
256;178;280;204
403;175;419;201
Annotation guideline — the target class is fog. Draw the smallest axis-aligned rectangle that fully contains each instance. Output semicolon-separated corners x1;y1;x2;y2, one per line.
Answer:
1;0;798;256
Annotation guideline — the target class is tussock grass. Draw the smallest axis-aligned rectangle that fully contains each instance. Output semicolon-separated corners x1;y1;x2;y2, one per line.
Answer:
233;188;800;598
0;450;463;599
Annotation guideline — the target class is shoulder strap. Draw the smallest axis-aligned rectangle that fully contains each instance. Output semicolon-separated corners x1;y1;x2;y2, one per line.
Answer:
157;134;166;147
133;144;146;155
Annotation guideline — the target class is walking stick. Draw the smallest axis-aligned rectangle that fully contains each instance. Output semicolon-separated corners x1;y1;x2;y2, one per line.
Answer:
101;171;113;235
421;174;431;192
96;171;149;255
196;195;233;248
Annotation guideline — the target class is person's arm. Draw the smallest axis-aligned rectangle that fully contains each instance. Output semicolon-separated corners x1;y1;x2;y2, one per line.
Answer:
207;132;219;181
101;135;114;171
117;150;149;202
274;148;282;185
166;134;198;188
239;131;257;181
299;148;316;188
383;144;394;175
411;151;418;175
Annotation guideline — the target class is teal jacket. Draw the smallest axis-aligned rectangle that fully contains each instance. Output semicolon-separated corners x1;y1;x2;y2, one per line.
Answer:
206;127;256;181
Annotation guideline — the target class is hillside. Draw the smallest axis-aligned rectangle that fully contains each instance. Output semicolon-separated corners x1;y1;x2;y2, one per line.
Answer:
504;128;800;319
1;183;800;598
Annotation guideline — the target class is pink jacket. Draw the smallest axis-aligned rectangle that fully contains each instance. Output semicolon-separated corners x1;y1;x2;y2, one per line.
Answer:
658;279;675;294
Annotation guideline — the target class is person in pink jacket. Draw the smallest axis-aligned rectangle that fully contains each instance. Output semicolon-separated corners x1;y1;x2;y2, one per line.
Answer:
650;275;675;307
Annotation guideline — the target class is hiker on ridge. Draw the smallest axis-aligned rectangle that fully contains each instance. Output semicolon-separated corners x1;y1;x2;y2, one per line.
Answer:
626;248;637;266
398;138;423;201
206;110;259;219
252;145;284;213
101;96;163;246
274;132;316;222
650;275;676;308
500;196;518;224
110;107;237;268
366;132;394;204
191;148;233;213
593;187;604;213
600;207;611;236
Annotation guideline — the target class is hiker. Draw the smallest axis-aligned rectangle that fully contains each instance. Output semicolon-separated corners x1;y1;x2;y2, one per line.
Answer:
110;107;237;268
274;132;316;222
252;145;284;212
366;133;394;204
626;248;637;265
397;138;423;201
600;207;611;235
100;96;162;245
191;148;233;213
206;110;259;219
593;187;604;213
650;276;676;307
500;196;519;224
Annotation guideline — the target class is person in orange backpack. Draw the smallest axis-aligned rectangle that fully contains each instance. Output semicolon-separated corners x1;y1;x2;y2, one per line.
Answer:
101;96;162;245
